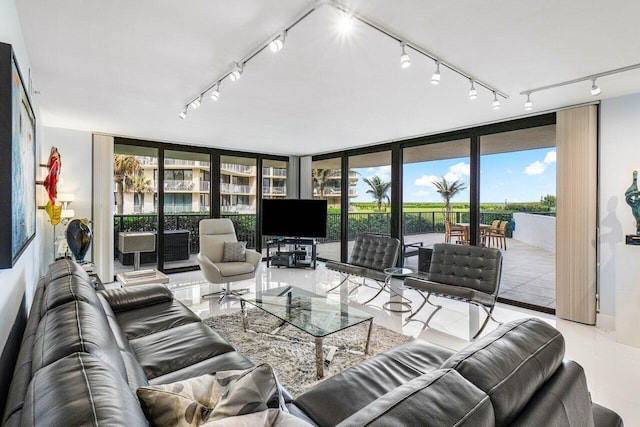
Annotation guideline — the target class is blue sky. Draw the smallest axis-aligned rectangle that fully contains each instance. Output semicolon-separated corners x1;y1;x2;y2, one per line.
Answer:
353;147;556;204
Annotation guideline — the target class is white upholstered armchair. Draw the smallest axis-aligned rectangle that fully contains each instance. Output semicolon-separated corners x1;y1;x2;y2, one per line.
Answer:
197;218;262;303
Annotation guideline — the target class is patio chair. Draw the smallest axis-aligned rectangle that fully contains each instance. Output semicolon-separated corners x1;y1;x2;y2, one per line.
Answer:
444;220;465;244
488;220;509;249
325;233;400;304
403;243;503;339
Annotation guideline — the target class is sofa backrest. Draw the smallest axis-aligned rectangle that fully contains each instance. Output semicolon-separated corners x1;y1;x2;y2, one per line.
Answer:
337;369;495;427
428;243;502;296
440;318;566;425
347;234;400;272
21;353;148;426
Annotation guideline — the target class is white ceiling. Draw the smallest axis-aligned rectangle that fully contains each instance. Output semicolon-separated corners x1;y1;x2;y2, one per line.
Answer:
15;0;640;157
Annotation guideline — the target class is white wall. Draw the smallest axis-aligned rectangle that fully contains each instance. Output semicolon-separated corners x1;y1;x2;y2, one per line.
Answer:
41;127;93;261
599;93;640;334
512;213;556;253
0;0;45;356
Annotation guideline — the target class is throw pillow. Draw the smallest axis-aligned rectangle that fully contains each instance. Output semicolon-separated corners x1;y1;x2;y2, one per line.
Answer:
209;363;287;421
136;363;285;427
222;241;247;262
136;373;225;427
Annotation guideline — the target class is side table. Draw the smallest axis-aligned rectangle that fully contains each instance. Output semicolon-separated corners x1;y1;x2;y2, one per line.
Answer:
382;267;414;313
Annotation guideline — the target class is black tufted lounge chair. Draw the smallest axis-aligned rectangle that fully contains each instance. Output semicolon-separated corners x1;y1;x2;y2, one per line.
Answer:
325;234;400;304
403;243;503;339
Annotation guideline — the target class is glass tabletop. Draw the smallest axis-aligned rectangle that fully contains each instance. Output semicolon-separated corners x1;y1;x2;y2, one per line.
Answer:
240;286;373;338
384;267;414;276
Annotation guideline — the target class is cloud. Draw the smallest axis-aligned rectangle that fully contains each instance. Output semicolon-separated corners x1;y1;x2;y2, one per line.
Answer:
414;190;431;197
415;174;440;188
450;162;470;176
544;150;556;164
524;160;546;175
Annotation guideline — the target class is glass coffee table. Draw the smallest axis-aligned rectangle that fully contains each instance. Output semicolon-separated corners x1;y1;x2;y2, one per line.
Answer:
240;285;374;379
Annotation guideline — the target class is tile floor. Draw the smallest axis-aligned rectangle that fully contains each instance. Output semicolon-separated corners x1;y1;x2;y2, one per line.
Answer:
114;261;638;425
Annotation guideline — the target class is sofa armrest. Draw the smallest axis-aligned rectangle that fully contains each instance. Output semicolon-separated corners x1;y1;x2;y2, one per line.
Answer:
99;283;173;313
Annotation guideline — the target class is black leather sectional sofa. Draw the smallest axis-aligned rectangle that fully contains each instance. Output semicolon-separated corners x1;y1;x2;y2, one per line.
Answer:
2;259;623;426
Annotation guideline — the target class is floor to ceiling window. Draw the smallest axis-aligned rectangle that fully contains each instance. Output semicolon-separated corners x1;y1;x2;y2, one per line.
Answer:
401;139;471;269
113;144;159;276
163;150;211;270
220;155;258;249
311;157;342;262
347;150;392;256
480;125;557;312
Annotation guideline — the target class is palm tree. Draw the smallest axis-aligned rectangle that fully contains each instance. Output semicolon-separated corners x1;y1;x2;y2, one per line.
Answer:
312;168;340;197
363;175;391;211
113;154;141;214
130;174;154;213
432;176;467;223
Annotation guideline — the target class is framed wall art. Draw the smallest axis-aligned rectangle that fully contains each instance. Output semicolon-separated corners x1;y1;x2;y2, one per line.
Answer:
0;42;36;269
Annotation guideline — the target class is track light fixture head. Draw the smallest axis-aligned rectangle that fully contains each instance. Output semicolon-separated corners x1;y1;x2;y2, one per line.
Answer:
337;10;354;33
492;92;501;110
468;80;477;100
400;43;411;69
431;61;441;85
178;107;187;120
269;31;286;53
210;83;220;101
230;62;243;82
524;93;533;111
190;95;202;110
590;78;601;96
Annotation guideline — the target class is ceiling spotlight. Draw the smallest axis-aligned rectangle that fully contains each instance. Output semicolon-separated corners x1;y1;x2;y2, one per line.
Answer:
468;80;477;100
431;61;441;85
210;83;220;101
400;43;411;69
492;92;501;110
524;93;533;111
178;107;187;120
337;11;354;33
230;63;243;82
189;95;202;110
590;78;601;96
269;32;286;53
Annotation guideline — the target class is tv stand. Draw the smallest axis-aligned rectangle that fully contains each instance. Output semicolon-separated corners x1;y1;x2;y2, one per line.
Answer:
266;238;317;269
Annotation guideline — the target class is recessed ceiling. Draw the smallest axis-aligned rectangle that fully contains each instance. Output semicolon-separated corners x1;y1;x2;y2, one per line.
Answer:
15;0;640;156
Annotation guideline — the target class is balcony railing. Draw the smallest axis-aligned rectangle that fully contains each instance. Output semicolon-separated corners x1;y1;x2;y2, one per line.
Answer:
220;182;252;194
198;181;210;192
264;186;286;195
163;180;194;191
221;163;254;175
262;167;287;177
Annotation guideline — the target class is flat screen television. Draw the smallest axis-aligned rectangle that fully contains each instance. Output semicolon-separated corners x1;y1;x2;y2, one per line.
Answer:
261;199;327;238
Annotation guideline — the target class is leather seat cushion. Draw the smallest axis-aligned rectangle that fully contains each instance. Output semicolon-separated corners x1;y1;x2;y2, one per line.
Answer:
324;261;367;277
440;318;565;426
149;351;254;385
336;369;494;427
32;300;128;381
404;277;496;306
115;299;201;339
218;261;256;277
22;353;148;426
294;339;454;426
130;322;236;380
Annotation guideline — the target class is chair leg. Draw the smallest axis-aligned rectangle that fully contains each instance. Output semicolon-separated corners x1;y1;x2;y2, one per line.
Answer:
405;292;442;327
327;273;349;293
472;304;502;340
361;280;386;304
203;283;248;304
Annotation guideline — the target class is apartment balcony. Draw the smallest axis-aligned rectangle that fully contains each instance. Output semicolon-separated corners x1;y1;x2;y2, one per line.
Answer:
263;186;287;195
220;182;253;194
221;163;254;175
221;204;253;214
138;156;158;166
163;180;194;191
198;181;210;192
262;167;287;177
